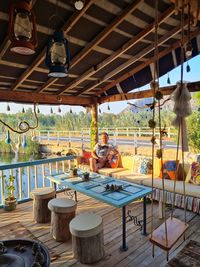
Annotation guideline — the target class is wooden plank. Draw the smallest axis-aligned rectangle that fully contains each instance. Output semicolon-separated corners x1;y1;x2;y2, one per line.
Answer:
99;81;200;103
0;89;92;105
98;27;200;96
149;217;189;251
57;6;175;95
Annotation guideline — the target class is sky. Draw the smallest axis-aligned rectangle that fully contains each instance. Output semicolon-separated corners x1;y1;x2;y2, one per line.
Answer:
1;55;200;115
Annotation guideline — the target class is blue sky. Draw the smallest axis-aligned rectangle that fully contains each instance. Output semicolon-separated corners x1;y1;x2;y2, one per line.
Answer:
1;55;200;115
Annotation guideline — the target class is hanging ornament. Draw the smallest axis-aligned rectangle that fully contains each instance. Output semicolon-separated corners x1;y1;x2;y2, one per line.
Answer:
74;0;85;10
22;107;25;113
107;104;110;111
58;106;61;113
7;104;10;112
21;134;28;148
186;62;191;72
185;42;193;58
99;107;101;114
50;107;53;114
150;80;159;90
37;107;40;113
70;108;72;114
167;73;171;84
5;130;12;144
148;119;156;128
155;91;163;101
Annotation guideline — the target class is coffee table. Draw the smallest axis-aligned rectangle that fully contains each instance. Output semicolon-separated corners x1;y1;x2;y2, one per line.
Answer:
46;170;152;251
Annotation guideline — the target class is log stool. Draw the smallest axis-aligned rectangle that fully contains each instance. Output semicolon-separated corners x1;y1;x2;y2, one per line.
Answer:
48;198;77;241
30;187;55;223
69;213;104;264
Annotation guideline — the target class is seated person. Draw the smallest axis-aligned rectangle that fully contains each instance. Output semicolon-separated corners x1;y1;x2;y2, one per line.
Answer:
90;132;113;172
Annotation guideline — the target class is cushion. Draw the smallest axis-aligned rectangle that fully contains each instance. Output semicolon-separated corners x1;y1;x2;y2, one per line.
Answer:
186;162;200;185
82;150;91;165
138;157;153;175
160;160;179;180
107;149;120;168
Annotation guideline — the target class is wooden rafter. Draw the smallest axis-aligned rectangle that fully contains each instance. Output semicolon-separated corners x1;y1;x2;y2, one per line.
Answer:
37;0;144;93
9;0;94;92
99;81;200;103
0;90;92;106
74;20;186;96
63;6;174;96
97;26;200;96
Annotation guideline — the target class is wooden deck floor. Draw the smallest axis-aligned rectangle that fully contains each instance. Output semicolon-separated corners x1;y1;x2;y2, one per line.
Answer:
0;192;199;267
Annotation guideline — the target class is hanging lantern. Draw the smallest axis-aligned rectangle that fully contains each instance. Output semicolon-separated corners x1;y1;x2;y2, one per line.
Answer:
45;30;70;78
5;130;12;144
8;0;37;55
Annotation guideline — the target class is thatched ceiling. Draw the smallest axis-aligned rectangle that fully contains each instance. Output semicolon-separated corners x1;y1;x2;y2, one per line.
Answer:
0;0;200;107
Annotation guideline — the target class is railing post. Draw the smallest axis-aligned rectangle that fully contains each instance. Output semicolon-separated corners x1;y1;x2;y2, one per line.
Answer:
47;131;50;142
68;132;71;148
27;166;31;198
167;127;171;138
49;163;53;188
19;167;22;200
1;171;5;205
57;132;60;144
42;164;45;187
138;127;141;137
62;161;65;172
126;128;129;137
34;166;38;189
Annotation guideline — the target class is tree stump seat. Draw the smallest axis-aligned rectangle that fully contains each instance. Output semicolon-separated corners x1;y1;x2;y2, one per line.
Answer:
30;187;56;223
48;198;77;241
69;213;104;264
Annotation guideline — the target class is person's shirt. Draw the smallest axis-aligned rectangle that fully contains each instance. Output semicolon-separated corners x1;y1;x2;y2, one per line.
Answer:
94;142;113;158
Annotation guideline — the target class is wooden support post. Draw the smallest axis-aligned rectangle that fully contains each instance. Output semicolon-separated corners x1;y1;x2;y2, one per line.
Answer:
90;102;98;150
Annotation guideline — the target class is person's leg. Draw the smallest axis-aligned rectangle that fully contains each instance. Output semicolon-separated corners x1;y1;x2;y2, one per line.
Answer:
89;157;98;172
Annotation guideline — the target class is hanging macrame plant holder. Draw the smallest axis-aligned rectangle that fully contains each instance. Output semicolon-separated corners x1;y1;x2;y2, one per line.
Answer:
171;82;192;151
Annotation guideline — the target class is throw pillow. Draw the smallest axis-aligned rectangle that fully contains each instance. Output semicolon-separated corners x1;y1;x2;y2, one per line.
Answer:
107;149;120;168
138;157;153;175
188;162;200;185
82;150;91;165
160;160;179;180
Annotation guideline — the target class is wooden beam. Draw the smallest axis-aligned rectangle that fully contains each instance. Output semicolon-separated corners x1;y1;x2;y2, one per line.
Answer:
57;6;175;95
9;0;94;92
0;90;92;105
99;81;200;103
98;26;200;96
37;0;144;93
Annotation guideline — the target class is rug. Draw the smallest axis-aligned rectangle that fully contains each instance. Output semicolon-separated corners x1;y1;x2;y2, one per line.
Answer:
167;240;200;267
0;221;59;262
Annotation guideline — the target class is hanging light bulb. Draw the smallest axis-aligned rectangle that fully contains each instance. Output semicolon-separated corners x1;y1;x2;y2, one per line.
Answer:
70;108;72;114
58;106;61;113
74;0;85;10
107;104;110;111
8;0;37;55
45;30;70;78
167;73;171;84
50;107;53;114
22;107;25;113
186;62;191;72
5;130;12;144
7;104;10;112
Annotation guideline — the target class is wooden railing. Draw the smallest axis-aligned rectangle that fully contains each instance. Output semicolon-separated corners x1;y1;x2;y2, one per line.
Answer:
0;155;76;207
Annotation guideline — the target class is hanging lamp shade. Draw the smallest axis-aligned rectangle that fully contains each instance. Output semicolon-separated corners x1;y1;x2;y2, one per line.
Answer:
74;0;84;10
8;0;37;55
21;134;28;148
45;30;70;78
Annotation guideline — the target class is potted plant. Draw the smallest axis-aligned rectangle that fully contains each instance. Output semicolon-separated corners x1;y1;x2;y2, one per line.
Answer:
69;167;78;177
4;174;17;211
82;172;90;181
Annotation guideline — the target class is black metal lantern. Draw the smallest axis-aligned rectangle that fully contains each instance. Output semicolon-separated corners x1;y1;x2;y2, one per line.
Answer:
8;0;37;55
45;30;70;78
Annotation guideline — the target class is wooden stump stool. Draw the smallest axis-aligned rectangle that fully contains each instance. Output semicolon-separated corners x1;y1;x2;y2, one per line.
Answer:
30;187;55;223
69;213;104;264
48;198;77;241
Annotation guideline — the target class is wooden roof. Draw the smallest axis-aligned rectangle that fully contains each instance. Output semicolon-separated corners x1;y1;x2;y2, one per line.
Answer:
0;0;200;107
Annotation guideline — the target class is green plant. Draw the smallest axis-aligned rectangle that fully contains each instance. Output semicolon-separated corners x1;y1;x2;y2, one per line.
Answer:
5;174;16;201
